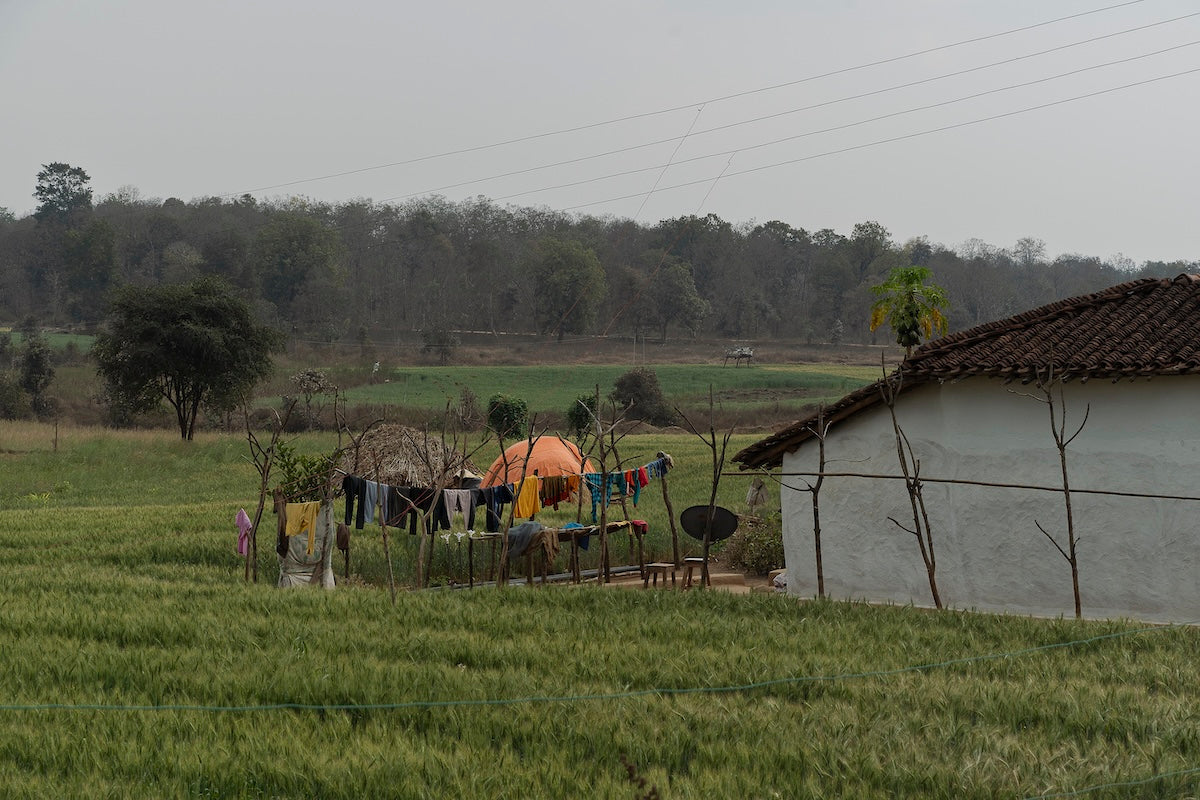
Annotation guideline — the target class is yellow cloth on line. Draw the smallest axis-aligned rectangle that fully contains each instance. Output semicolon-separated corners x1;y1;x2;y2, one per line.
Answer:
512;476;541;519
285;501;321;555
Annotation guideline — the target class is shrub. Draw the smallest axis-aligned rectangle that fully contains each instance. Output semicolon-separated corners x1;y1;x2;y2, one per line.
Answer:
0;372;30;419
18;332;54;414
422;325;460;365
612;367;675;426
290;368;336;430
458;387;482;430
273;442;337;502
487;394;528;439
94;385;136;428
719;517;784;575
566;393;597;438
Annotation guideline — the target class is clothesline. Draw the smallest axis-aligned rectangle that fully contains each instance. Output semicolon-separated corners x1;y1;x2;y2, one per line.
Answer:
339;455;674;533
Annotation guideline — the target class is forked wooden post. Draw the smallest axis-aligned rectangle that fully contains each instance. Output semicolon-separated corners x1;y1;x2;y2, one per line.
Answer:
660;468;679;567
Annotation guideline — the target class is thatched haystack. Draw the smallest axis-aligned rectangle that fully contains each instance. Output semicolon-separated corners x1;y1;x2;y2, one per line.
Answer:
340;424;480;487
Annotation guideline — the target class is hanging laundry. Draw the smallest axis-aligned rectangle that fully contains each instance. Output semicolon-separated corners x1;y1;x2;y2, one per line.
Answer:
443;488;477;529
583;472;629;522
480;484;513;532
384;486;416;531
342;475;367;529
409;487;449;534
539;475;572;508
235;508;252;556
285;501;321;555
563;520;590;551
273;489;289;557
362;480;379;525
506;520;545;559
512;476;541;519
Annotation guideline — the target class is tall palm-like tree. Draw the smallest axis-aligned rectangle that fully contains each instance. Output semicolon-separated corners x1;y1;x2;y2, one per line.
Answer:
869;266;949;358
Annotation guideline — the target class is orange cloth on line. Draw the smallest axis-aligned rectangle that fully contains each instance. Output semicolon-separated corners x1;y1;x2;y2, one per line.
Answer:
285;501;321;555
512;476;542;519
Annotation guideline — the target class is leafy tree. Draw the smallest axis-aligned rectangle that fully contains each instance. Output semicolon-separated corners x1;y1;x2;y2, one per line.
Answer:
487;394;528;440
92;277;282;440
34;162;93;224
526;237;607;341
869;266;950;358
289;368;336;430
252;211;340;324
0;372;30;419
18;330;55;414
421;324;460;365
633;251;710;342
612;367;675;426
845;220;892;282
62;218;117;319
0;332;13;368
566;392;598;438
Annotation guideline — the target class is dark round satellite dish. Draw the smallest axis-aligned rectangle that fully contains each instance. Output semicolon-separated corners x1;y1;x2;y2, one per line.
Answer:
680;505;738;542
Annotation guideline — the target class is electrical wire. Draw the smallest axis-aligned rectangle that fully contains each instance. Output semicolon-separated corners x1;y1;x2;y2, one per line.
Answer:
391;42;1198;210
1020;766;1200;799
556;65;1200;211
219;0;1152;199
632;105;706;221
83;5;1195;253
379;14;1200;205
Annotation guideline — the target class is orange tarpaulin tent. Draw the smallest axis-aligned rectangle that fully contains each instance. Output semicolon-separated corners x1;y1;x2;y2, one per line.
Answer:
482;438;594;487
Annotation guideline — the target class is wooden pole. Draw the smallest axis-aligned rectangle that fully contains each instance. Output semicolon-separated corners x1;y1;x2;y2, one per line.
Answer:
660;470;679;567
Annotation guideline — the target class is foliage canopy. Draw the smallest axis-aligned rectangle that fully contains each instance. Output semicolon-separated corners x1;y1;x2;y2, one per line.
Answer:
34;162;93;224
92;277;282;439
525;237;607;342
869;265;950;357
612;367;675;427
486;394;529;440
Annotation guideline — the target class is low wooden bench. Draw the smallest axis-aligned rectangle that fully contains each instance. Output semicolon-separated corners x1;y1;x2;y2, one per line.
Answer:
643;561;676;588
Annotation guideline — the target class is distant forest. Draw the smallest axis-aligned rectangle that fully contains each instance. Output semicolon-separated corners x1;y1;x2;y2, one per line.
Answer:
2;163;1195;346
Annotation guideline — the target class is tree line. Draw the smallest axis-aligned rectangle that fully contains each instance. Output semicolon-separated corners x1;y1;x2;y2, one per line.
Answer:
1;162;1195;346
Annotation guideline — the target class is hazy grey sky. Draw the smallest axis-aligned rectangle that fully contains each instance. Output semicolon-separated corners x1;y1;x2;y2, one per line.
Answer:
3;0;1197;264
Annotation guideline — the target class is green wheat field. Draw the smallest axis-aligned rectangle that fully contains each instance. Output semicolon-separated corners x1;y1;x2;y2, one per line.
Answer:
1;422;1198;798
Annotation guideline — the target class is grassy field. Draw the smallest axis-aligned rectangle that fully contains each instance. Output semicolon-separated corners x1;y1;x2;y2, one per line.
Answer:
2;422;1199;798
4;329;96;351
336;363;878;418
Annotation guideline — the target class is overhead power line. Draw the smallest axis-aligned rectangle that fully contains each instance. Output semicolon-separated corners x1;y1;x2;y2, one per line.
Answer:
220;0;1150;199
554;65;1200;212
422;51;1196;208
381;21;1200;206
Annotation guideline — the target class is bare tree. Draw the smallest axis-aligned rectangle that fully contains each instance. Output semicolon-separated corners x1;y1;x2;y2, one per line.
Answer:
577;385;638;583
495;419;542;587
1010;365;1089;619
242;397;297;582
792;405;830;598
677;386;736;588
879;369;943;609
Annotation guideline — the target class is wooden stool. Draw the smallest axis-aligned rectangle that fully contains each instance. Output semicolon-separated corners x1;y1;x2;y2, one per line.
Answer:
682;557;708;589
644;562;675;588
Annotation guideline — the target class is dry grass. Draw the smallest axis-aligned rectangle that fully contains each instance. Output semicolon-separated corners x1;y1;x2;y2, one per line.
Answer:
338;424;482;486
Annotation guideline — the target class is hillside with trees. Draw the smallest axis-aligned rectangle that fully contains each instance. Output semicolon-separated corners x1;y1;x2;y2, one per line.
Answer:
1;163;1194;348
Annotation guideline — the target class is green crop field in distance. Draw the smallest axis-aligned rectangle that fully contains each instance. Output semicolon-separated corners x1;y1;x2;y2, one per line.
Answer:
338;363;876;415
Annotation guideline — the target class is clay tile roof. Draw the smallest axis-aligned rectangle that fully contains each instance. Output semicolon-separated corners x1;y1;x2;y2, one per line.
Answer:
734;274;1200;470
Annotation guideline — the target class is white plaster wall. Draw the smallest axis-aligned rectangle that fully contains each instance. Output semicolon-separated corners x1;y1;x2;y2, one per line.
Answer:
780;376;1200;622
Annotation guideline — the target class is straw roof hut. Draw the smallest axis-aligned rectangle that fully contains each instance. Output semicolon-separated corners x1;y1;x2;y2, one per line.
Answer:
339;424;480;487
